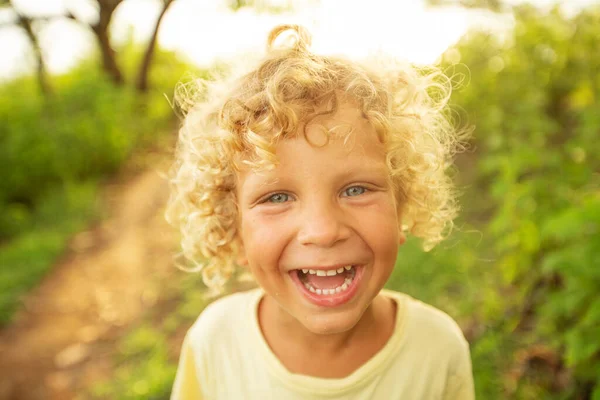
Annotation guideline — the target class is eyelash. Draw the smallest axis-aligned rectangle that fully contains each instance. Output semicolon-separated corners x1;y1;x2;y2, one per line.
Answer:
261;185;368;204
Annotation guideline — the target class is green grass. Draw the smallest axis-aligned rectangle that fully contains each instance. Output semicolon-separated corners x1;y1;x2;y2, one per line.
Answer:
90;324;178;400
87;273;211;400
0;182;100;324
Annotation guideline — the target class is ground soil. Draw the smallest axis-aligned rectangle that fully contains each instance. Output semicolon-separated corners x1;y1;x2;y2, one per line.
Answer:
0;157;181;400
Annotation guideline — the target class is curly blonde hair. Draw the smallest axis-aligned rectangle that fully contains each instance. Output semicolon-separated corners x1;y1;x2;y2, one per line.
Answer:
166;25;468;290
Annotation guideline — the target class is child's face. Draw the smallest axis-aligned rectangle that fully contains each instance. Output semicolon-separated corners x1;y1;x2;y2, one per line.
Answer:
236;103;404;336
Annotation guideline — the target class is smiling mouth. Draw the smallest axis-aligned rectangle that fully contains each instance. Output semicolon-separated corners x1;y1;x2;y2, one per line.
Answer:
289;265;362;307
296;265;357;295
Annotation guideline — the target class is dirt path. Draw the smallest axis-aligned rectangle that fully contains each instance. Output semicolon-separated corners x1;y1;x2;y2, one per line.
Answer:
0;163;179;400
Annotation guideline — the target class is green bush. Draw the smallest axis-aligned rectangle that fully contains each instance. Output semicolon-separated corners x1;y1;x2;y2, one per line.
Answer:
0;44;195;239
397;4;600;398
0;45;200;324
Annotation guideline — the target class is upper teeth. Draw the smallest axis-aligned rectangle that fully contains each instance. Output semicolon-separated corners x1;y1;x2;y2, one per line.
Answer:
301;266;352;276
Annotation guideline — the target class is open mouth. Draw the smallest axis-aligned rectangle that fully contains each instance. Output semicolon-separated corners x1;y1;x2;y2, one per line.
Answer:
289;265;362;306
297;265;356;295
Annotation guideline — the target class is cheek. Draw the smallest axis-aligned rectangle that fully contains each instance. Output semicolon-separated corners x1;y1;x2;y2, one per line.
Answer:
240;212;291;264
372;221;400;257
361;201;401;256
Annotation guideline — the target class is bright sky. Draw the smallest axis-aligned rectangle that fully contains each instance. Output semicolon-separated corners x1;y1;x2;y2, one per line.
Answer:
0;0;595;80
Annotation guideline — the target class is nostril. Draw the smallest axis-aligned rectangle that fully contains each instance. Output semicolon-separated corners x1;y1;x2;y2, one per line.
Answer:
297;219;351;247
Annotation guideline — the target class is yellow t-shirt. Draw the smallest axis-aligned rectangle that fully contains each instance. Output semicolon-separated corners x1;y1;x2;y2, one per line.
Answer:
171;288;475;400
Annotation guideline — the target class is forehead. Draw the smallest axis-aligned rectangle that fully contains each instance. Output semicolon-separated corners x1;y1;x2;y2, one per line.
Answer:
297;102;383;157
236;102;387;184
307;101;371;139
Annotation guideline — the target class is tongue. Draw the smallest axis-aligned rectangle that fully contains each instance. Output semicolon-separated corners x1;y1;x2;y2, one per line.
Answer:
305;273;346;290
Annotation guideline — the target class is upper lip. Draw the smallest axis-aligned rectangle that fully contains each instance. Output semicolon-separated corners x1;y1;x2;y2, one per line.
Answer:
290;263;357;271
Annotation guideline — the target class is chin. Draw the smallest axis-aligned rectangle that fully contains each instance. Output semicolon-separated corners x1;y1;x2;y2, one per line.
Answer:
300;308;365;336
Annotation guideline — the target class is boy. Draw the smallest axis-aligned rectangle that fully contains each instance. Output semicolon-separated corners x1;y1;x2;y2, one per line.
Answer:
167;24;474;399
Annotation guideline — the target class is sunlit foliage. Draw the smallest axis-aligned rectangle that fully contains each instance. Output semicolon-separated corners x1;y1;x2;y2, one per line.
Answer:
390;4;600;398
0;44;196;325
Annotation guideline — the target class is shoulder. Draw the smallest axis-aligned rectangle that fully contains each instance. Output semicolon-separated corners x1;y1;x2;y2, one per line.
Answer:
186;288;260;346
386;290;470;359
384;291;475;398
411;296;468;347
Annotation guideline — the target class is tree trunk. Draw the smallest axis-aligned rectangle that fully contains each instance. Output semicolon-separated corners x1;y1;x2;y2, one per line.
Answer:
17;14;52;96
92;0;124;85
135;0;175;93
5;0;51;96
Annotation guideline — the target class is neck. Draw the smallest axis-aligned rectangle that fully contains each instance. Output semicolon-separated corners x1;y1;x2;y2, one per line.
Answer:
259;293;395;360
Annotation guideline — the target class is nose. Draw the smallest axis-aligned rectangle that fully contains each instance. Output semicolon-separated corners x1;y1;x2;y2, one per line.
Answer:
296;199;351;247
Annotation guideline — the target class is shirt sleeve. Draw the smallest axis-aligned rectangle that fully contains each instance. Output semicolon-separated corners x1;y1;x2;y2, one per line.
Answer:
443;340;475;400
170;333;204;400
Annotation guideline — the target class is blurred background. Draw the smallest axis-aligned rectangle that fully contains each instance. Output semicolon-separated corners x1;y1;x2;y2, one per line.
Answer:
0;0;598;399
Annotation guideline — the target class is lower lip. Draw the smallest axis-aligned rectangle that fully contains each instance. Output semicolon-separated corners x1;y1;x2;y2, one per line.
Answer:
289;266;364;307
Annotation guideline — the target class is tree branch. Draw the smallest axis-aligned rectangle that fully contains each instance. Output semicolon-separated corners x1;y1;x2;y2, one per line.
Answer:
0;11;85;29
136;0;176;92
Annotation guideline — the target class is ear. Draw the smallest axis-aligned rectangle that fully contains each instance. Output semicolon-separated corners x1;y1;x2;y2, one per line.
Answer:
398;232;407;246
396;204;406;247
237;253;248;267
236;242;249;267
397;211;407;247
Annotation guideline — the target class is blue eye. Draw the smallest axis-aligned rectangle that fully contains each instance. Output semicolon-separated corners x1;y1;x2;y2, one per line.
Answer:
267;193;290;203
343;186;367;197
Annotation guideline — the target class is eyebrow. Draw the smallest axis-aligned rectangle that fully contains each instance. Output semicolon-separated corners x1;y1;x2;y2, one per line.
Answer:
334;164;390;182
246;163;389;187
